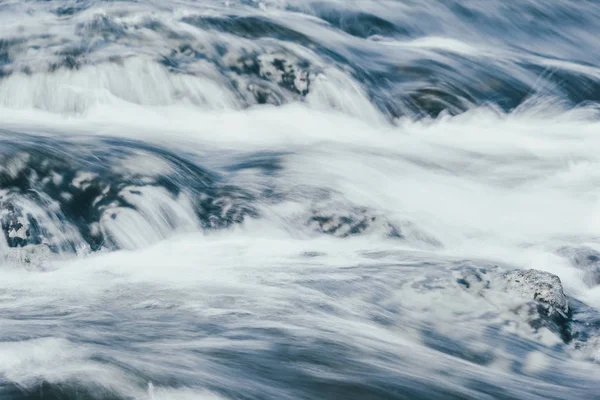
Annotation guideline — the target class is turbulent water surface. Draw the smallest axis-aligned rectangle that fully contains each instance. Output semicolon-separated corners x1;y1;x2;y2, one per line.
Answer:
1;1;600;399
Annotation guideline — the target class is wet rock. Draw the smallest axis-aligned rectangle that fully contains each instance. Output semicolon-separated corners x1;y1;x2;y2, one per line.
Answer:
502;269;569;315
454;266;573;341
227;50;313;105
501;269;570;341
0;194;51;248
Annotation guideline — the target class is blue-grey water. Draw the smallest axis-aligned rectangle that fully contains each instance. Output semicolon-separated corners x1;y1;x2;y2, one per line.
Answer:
1;1;600;399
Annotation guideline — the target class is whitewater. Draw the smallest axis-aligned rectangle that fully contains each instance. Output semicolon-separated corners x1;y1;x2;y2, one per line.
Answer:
1;0;600;399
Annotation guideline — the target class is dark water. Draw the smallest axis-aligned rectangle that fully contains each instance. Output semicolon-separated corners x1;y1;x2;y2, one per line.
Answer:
1;1;600;399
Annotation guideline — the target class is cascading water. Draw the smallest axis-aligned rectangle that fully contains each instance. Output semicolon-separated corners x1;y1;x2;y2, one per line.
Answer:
1;1;600;399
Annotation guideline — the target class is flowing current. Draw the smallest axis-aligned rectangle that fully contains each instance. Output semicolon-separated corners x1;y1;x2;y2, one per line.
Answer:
1;1;600;399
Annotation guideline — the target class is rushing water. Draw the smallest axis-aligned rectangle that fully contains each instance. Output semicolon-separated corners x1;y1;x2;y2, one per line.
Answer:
1;1;600;399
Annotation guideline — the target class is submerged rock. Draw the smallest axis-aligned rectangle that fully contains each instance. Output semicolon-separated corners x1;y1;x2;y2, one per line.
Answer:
0;137;258;253
557;246;600;287
454;266;492;295
5;244;52;268
307;206;402;239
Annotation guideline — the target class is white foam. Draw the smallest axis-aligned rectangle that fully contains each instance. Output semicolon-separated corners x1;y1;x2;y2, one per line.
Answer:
100;186;200;250
1;0;600;396
0;58;238;114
